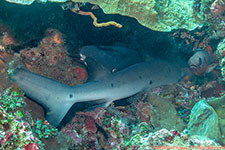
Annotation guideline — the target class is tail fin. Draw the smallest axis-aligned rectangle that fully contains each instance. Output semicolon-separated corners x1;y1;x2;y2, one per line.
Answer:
11;69;74;127
46;102;72;127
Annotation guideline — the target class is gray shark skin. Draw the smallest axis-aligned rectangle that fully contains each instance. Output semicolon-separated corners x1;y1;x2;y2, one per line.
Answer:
80;46;142;81
12;69;74;127
12;60;182;127
80;46;142;71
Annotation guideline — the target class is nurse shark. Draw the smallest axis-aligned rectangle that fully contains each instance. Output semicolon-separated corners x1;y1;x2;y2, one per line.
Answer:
11;46;184;127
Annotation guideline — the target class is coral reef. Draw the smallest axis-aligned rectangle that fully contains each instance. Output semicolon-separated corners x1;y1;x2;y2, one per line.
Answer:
61;85;224;149
216;38;225;80
0;22;19;50
0;25;87;149
68;0;201;32
6;0;35;5
4;0;224;36
188;95;225;144
5;0;201;32
0;1;225;149
207;95;225;144
0;51;16;89
193;0;225;39
169;28;211;52
145;93;185;132
19;28;87;86
0;88;57;149
188;100;222;142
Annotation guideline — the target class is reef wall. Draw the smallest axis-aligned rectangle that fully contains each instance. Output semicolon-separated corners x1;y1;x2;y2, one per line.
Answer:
5;0;202;32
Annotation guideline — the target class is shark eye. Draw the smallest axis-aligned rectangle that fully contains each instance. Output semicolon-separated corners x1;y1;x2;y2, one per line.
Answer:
198;58;203;67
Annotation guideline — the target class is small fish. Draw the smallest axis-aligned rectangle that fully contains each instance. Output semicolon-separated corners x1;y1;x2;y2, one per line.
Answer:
188;47;217;76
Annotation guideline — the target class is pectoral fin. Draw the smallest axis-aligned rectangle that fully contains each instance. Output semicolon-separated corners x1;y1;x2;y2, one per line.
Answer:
206;63;217;73
86;98;113;110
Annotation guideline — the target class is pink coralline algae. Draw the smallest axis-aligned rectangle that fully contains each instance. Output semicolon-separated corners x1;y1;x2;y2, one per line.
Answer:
85;117;97;133
1;131;13;145
66;66;88;82
22;143;39;150
39;29;64;66
165;129;181;142
2;32;16;46
72;66;87;81
136;102;153;123
61;107;106;146
0;23;18;47
210;0;225;15
20;48;41;65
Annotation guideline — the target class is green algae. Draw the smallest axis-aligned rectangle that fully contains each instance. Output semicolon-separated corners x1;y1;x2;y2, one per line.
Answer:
0;88;57;149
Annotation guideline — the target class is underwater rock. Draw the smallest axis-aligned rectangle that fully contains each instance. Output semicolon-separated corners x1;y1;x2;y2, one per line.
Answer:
68;0;201;32
5;0;34;5
60;89;224;149
187;135;222;148
193;0;225;39
43;132;72;150
126;128;222;149
188;100;222;143
216;38;225;81
0;22;19;48
0;51;17;88
201;81;225;98
5;0;201;32
146;94;186;132
6;0;67;5
0;88;68;150
136;102;155;124
20;28;87;86
207;95;225;144
2;32;17;46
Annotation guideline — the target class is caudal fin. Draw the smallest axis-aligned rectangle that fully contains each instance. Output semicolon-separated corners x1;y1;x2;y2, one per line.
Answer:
46;102;73;127
11;68;75;127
